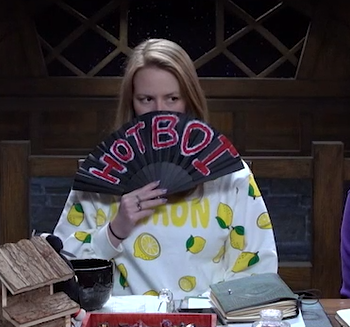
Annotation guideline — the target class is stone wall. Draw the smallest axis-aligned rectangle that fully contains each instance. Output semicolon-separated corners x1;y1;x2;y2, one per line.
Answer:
31;177;72;234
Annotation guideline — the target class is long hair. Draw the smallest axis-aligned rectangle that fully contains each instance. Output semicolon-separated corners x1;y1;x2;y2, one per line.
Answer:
113;39;208;130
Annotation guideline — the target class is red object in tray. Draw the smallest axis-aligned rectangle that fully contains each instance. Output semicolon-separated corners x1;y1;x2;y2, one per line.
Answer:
81;312;217;327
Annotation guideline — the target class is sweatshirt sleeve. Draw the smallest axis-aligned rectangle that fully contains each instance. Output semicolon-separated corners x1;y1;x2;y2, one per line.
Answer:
341;190;350;297
222;162;278;280
53;189;122;260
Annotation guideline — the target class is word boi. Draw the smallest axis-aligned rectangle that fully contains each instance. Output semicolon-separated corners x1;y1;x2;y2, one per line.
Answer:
90;114;239;184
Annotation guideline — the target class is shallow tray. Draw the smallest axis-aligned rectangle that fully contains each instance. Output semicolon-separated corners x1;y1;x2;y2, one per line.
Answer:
81;312;217;327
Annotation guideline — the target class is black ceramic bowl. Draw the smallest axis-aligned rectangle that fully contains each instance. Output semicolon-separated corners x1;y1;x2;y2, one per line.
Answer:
70;258;114;312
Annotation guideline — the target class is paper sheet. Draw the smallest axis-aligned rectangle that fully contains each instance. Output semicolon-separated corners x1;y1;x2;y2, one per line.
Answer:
94;295;167;313
336;308;350;326
226;313;305;327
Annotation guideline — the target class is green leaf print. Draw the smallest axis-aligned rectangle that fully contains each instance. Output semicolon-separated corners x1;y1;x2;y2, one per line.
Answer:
234;226;245;235
74;203;84;213
186;235;195;250
215;216;230;229
248;253;260;267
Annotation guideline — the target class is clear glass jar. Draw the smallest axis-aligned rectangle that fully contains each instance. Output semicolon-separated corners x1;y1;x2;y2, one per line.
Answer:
251;309;291;327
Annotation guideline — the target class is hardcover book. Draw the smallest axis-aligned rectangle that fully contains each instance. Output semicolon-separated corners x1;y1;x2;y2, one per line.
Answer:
209;273;299;323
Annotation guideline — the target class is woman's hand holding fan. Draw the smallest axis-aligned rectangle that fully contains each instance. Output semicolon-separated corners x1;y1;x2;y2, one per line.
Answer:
109;181;167;240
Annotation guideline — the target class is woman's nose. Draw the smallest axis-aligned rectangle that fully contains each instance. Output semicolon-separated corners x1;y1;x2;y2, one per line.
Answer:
154;99;164;111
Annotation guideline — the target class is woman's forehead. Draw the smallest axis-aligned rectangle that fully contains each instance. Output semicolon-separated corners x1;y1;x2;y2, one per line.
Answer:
133;66;181;94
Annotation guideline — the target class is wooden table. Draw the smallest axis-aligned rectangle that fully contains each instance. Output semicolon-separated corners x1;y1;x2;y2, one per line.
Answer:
320;298;350;326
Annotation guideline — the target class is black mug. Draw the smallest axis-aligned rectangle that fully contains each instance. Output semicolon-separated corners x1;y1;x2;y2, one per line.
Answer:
70;258;114;311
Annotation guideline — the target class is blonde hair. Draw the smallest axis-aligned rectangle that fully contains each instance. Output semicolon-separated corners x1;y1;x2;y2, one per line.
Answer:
114;38;208;130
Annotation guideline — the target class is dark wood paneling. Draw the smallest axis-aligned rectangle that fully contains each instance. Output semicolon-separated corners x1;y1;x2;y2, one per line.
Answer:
0;141;30;244
244;111;300;152
312;141;343;298
244;157;312;178
296;2;330;79
312;16;350;79
278;263;312;291
0;111;30;140
1;78;350;97
30;155;81;177
1;96;350;156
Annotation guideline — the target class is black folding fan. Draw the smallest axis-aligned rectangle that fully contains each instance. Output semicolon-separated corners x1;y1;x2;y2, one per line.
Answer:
73;111;244;195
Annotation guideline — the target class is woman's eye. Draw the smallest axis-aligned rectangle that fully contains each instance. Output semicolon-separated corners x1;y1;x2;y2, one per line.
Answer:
170;97;179;102
140;97;152;103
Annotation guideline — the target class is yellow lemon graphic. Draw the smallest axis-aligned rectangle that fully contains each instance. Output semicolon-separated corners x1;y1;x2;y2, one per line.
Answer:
67;203;84;226
232;251;259;273
74;231;91;243
109;202;118;220
143;290;159;296
117;263;128;288
216;203;233;228
186;235;206;254
134;233;160;260
248;174;261;199
257;212;272;229
178;276;196;292
230;226;245;250
96;208;107;226
212;245;225;263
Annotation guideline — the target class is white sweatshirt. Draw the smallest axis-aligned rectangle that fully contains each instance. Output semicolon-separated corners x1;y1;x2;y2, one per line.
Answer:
54;161;277;300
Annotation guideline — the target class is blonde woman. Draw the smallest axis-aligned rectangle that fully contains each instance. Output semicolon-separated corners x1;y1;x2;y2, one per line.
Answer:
54;38;277;300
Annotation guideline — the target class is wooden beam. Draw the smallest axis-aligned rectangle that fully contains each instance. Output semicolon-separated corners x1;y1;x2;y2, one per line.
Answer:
312;141;343;298
0;78;350;97
282;0;314;17
242;157;312;178
30;155;81;177
296;1;331;79
0;141;30;244
29;112;44;154
15;0;47;76
2;97;350;113
299;111;313;155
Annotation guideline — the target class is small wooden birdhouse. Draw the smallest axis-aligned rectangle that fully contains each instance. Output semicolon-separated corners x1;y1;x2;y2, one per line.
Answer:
0;236;80;327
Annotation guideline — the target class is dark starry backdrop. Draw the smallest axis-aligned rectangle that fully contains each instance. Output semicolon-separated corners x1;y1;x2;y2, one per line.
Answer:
34;0;309;77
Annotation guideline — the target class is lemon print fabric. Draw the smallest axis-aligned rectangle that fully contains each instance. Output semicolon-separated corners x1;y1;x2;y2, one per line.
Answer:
96;208;107;226
212;245;225;263
186;235;206;254
178;276;196;292
230;226;245;250
248;174;261;199
257;212;272;229
109;202;118;220
232;251;259;272
216;202;233;228
74;231;91;243
134;233;161;260
143;290;159;296
67;203;84;226
117;263;129;288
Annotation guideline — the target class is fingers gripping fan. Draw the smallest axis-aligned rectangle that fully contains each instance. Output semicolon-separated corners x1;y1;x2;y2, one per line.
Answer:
73;111;244;195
